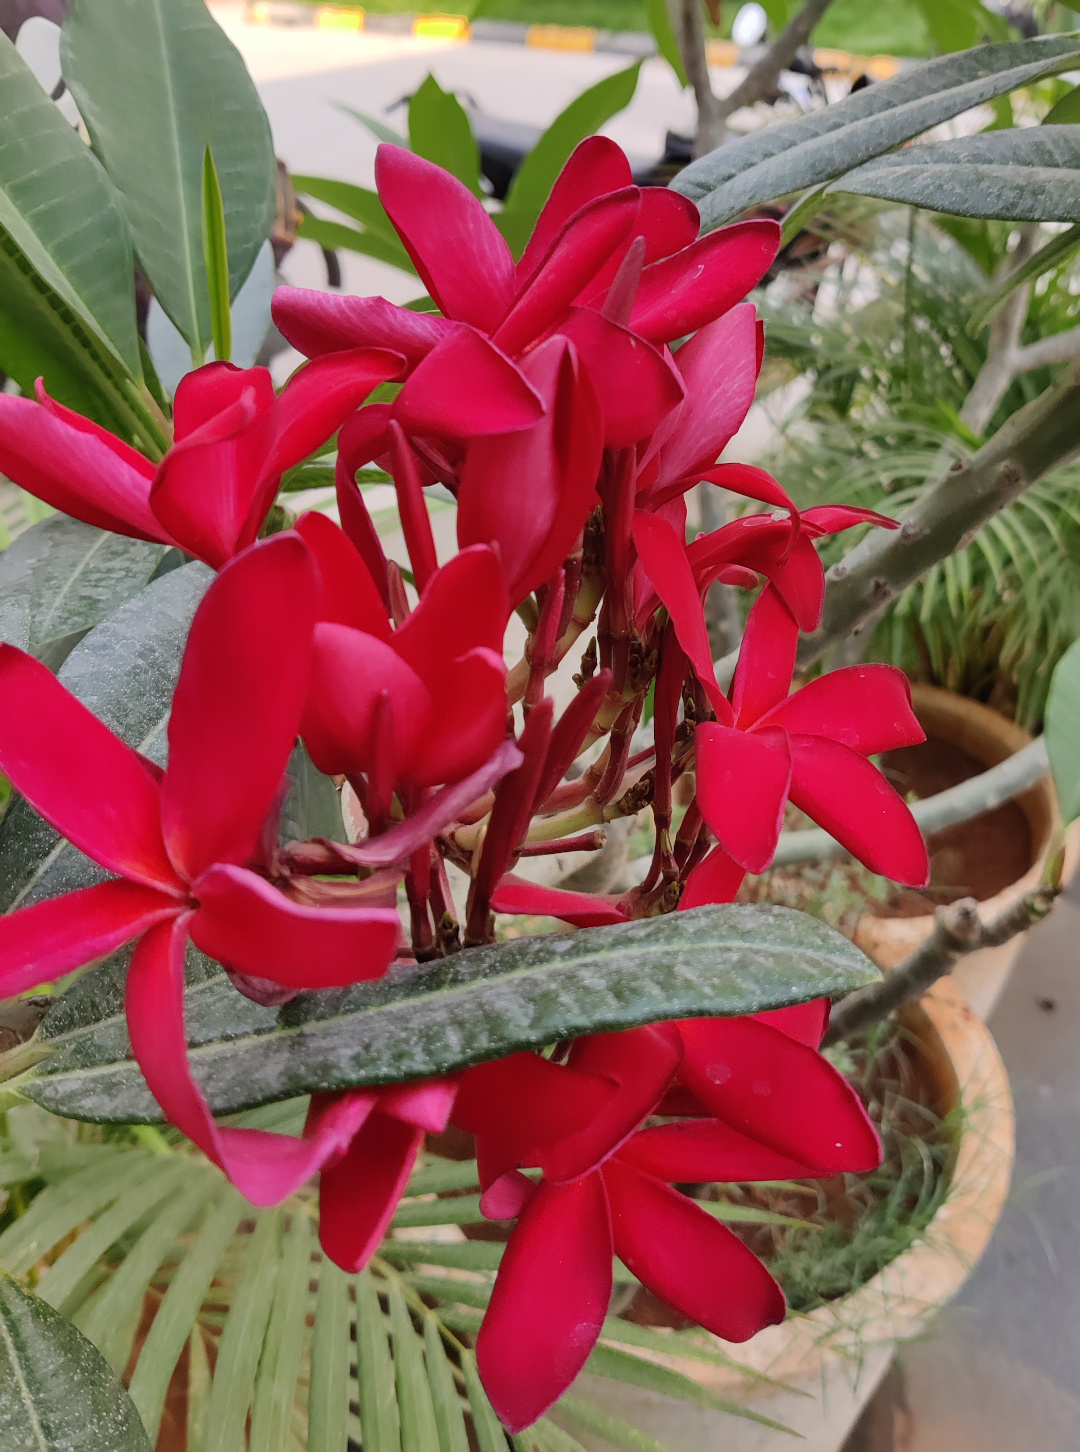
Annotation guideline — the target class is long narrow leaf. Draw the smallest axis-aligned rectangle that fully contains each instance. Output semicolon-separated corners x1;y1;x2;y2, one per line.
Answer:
423;1313;471;1452
250;1211;313;1452
554;1394;670;1452
206;1211;281;1452
584;1344;795;1435
308;1257;353;1452
388;1277;441;1452
201;146;232;365
461;1351;510;1452
357;1269;401;1452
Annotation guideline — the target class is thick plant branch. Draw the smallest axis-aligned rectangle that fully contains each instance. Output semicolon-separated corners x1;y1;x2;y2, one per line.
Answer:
715;0;838;127
959;226;1040;436
798;365;1080;669
1012;324;1080;372
679;0;723;156
824;885;1058;1044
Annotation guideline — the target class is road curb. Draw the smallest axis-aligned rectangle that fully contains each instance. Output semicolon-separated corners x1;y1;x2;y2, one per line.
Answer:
243;3;902;78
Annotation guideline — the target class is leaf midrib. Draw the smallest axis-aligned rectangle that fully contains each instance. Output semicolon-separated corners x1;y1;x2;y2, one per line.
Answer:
0;1295;49;1452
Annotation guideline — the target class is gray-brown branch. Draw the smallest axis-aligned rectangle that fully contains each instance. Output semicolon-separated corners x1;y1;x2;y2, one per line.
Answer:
824;885;1058;1044
679;0;723;156
798;363;1080;670
716;0;838;125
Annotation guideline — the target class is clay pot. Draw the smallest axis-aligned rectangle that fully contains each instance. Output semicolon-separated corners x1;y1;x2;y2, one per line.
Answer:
854;684;1064;1021
569;977;1014;1452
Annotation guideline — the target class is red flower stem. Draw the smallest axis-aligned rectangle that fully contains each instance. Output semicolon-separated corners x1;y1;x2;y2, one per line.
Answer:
387;421;438;593
524;571;566;715
429;847;461;954
594;700;641;807
518;830;607;857
506;556;604;704
406;842;438;960
386;560;411;627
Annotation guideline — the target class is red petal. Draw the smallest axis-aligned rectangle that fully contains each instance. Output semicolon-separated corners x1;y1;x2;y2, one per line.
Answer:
0;881;177;996
651;304;760;483
678;847;745;909
618;1120;821;1182
376;144;514;330
560;308;684;449
190;863;398;988
753;999;831;1048
632;511;731;722
582;187;702;304
294;511;391;638
540;1025;682;1183
730;585;799;729
603;1158;785;1341
406;647;508;788
161;534;318;880
787;735;930;887
0;395;171;545
317;1110;422;1273
480;1169;537;1221
762;665;925;754
458;338;603;602
393;326;545;440
171;362;274;438
698;463;797;517
678;1015;882;1171
379;1078;458;1132
35;383;156;481
454;1052;618;1145
695;723;791;874
491;875;629;926
258;348;405;496
0;645;179;891
387;421;438;594
126;916;380;1205
392;545;509;687
630;219;780;344
517;136;634;284
802;504;897;538
495;189;640;355
302;623;429;779
476;1175;612;1432
336;408;393;607
271;286;451;360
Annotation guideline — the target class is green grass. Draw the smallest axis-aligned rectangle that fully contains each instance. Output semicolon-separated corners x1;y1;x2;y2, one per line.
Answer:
311;0;936;55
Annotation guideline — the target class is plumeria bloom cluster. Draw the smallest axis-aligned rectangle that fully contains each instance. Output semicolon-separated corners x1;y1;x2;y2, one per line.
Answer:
0;137;929;1430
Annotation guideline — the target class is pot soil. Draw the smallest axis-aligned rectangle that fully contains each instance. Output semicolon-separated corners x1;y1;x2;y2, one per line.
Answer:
853;684;1064;1021
569;977;1014;1452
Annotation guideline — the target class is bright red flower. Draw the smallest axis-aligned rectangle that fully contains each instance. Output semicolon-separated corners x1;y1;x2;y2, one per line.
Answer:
0;535;400;1204
0;352;404;567
460;1009;879;1431
295;512;511;820
272;138;780;452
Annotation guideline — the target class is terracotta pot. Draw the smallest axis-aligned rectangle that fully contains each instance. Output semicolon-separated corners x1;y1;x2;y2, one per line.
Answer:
568;977;1014;1452
853;684;1066;1021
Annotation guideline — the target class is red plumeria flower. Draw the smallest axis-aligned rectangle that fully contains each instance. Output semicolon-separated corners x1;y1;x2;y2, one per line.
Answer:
0;352;404;567
273;137;780;452
0;535;401;1205
634;510;930;883
314;1053;616;1277
461;1008;880;1430
295;512;511;822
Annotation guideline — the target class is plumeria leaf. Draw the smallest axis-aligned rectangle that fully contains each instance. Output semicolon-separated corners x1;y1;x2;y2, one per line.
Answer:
298;212;420;274
831;126;1080;220
201;146;232;365
0;560;211;914
673;34;1080;229
1046;634;1080;824
644;0;687;86
17;906;878;1122
409;73;484;197
0;515;169;671
61;0;276;358
0;1270;153;1451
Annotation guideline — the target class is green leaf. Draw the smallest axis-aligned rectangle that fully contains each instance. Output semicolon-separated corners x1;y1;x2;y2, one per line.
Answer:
0;30;140;380
291;173;411;267
126;1189;247;1441
499;63;642;252
298;212;419;275
201;147;232;365
1045;82;1080;124
356;1269;402;1452
673;34;1080;229
205;1212;281;1452
1046;634;1080;822
967;220;1080;332
409;74;483;197
0;515;168;670
19;906;880;1122
582;1344;794;1434
0;560;210;914
424;1314;471;1452
644;0;686;87
280;742;347;846
249;1212;312;1452
61;0;276;358
388;1277;442;1452
830;125;1080;220
554;1394;669;1452
335;101;408;148
461;1351;510;1452
308;1259;353;1452
0;1271;152;1451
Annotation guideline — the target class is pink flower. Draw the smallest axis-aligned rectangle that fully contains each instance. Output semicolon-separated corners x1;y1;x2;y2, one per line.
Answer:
0;353;404;567
0;534;400;1204
459;1009;878;1431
